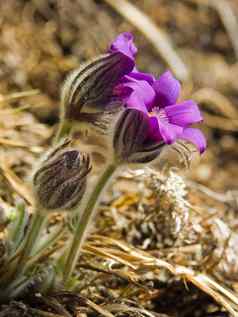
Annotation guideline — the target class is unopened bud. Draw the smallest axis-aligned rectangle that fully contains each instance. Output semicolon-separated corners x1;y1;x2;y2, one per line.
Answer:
113;109;163;164
33;140;91;211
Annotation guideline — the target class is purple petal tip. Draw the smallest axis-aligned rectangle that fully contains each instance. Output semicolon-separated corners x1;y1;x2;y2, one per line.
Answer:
109;32;137;60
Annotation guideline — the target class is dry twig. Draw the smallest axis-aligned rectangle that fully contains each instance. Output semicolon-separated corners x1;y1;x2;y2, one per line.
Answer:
103;0;189;81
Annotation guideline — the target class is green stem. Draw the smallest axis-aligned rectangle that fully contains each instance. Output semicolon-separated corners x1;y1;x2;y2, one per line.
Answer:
13;211;47;277
63;163;117;285
26;224;65;269
54;119;72;144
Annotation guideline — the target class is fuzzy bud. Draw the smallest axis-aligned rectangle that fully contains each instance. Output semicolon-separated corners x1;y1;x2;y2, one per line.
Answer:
113;109;163;164
33;140;91;211
61;52;133;121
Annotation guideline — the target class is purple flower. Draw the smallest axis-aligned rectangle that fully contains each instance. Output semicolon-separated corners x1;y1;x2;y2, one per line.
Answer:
62;33;137;121
109;32;137;61
148;71;206;153
109;33;206;153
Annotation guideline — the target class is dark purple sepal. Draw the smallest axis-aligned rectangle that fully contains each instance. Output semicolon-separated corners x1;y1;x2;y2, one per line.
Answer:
33;139;91;211
113;109;163;164
63;52;134;120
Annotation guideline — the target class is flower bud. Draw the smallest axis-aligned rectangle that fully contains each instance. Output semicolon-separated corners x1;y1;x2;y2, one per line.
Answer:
61;52;133;121
33;140;91;211
113;109;163;164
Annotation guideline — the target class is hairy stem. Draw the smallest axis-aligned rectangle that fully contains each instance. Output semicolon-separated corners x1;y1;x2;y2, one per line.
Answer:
12;211;47;278
63;163;117;285
54;119;72;144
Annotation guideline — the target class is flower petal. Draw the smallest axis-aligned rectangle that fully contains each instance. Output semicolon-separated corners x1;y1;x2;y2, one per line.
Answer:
153;71;181;107
126;94;148;113
148;116;163;141
116;79;156;112
149;116;183;144
179;128;206;153
165;100;203;127
129;69;156;85
109;32;137;60
159;121;183;144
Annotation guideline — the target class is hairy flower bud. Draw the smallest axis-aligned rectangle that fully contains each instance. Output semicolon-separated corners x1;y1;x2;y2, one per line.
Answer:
33;140;91;211
113;109;163;164
61;52;133;121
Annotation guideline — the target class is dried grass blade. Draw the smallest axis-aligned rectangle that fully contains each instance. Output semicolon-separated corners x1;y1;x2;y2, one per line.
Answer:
0;161;33;205
103;0;189;81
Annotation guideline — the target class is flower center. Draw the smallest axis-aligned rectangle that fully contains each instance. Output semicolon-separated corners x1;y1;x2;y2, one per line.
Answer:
150;107;169;123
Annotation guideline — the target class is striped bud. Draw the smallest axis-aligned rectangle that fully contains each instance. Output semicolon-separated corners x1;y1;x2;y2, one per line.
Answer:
61;52;133;120
113;109;163;164
33;140;91;211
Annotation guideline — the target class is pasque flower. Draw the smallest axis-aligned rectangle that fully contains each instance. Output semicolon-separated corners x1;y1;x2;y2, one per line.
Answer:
60;31;206;154
58;32;137;141
33;139;91;211
61;33;136;122
109;33;206;154
60;34;206;285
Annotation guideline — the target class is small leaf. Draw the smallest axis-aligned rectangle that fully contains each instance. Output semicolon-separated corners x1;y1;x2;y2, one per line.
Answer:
7;202;29;253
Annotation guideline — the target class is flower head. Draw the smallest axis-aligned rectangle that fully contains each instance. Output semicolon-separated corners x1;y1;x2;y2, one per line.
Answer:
109;33;206;154
148;71;205;153
61;33;137;121
61;32;206;155
33;139;91;211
